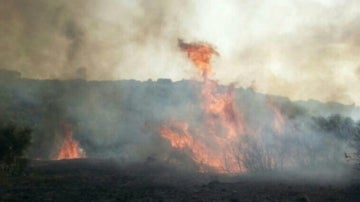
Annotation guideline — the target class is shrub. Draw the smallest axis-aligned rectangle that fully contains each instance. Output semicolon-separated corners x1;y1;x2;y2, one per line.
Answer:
0;123;32;175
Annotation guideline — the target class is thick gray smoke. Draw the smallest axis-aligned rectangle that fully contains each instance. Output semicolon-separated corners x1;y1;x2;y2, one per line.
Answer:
1;0;360;104
1;71;358;181
0;1;359;182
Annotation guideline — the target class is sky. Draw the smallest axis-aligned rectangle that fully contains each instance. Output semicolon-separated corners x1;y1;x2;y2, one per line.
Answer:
0;0;360;105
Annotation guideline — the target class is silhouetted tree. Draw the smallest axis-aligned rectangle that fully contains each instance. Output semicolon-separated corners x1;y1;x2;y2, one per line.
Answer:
0;123;32;174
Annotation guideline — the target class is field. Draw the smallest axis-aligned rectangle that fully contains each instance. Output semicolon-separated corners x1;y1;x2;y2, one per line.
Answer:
1;159;360;202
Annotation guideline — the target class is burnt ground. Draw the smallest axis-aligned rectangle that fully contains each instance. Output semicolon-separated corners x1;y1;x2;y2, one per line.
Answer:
1;159;360;202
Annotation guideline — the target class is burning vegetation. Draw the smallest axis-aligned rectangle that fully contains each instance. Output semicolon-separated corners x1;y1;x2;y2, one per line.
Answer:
0;41;357;177
161;40;251;173
56;123;86;160
160;39;355;174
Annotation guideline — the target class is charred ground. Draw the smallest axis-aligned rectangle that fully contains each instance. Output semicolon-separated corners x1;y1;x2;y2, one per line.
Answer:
1;159;360;202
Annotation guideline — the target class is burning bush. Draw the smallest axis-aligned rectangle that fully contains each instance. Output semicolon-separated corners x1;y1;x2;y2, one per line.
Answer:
56;122;86;160
158;40;358;174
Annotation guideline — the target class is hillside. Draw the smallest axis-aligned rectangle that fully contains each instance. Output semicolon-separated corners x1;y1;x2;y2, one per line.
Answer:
0;71;359;169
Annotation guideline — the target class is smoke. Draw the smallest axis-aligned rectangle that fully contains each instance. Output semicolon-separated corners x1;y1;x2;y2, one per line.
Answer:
0;1;359;183
0;1;358;187
1;0;360;104
0;67;357;183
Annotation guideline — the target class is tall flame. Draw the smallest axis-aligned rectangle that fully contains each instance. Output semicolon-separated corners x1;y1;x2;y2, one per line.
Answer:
56;123;86;160
161;40;247;173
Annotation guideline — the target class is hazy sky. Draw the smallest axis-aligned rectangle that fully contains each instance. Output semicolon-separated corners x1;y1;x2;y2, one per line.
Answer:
1;0;360;105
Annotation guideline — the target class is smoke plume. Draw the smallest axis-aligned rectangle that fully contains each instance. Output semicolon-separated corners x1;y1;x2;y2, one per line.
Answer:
1;0;360;104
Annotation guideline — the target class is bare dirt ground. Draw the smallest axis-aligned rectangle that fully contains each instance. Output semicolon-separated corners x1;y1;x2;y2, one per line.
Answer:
1;159;360;202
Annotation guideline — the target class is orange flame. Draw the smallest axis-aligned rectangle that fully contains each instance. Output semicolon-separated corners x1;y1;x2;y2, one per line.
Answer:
161;121;242;173
267;99;286;134
202;80;245;139
56;123;86;160
160;40;247;173
178;39;219;78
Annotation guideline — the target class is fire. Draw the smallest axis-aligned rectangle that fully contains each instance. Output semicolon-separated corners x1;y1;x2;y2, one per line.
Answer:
202;80;245;139
160;40;247;173
178;39;219;78
56;123;86;160
161;121;241;173
267;99;286;134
